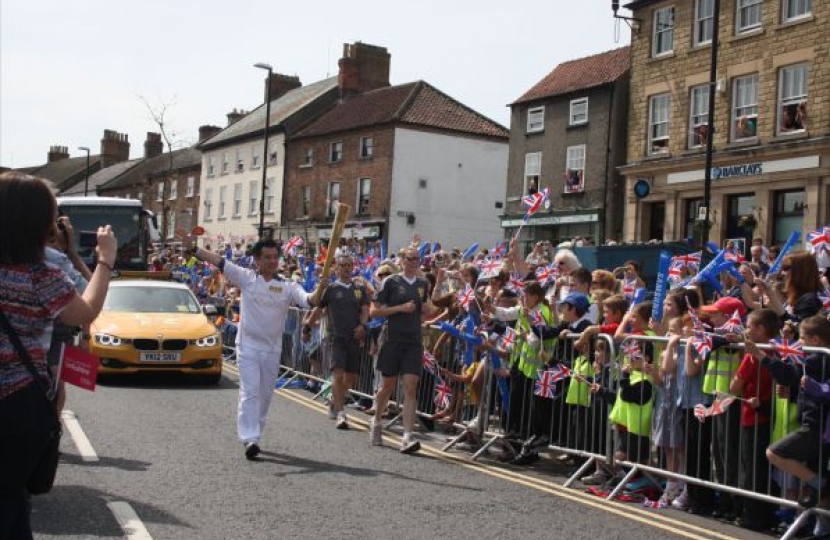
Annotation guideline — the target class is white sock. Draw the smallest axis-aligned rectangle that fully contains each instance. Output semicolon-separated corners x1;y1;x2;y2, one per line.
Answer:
403;431;412;442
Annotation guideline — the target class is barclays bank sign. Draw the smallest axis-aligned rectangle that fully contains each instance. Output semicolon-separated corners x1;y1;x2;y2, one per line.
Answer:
710;162;763;179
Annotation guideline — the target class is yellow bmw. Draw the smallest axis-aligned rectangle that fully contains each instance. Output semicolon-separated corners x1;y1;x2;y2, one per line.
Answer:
89;280;223;383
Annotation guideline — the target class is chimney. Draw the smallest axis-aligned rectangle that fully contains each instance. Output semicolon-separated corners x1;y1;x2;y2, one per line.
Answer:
144;132;163;159
338;42;391;97
265;73;302;102
99;129;130;168
226;109;245;126
47;145;69;163
198;125;222;142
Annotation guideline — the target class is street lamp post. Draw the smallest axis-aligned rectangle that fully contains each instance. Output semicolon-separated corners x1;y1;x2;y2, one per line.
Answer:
254;62;273;240
78;146;91;196
702;0;720;247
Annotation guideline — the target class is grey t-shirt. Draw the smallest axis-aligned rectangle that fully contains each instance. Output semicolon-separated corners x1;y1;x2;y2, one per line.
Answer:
319;280;369;339
374;274;428;343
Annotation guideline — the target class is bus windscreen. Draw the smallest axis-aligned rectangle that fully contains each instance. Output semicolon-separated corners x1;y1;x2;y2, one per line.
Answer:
58;205;145;270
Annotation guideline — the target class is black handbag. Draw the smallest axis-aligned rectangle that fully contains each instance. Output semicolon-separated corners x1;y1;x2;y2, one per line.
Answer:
0;309;62;495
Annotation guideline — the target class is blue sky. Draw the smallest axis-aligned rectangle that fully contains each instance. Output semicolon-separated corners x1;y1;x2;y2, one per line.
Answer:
0;0;631;167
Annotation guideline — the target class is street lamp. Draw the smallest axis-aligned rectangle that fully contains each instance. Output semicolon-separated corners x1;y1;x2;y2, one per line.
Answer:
78;146;91;196
701;0;721;247
254;62;273;240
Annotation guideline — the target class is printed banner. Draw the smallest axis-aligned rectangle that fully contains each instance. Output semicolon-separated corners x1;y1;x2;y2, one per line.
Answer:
61;345;99;391
651;251;672;323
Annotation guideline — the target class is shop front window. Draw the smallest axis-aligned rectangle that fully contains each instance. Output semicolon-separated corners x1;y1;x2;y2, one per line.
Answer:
773;190;805;245
726;193;756;246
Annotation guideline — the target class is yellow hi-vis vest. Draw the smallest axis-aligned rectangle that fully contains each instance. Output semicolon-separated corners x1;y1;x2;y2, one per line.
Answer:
566;355;593;407
702;348;742;395
510;304;556;380
608;370;654;436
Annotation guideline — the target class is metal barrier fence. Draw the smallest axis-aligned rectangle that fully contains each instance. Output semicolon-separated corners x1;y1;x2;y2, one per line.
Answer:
221;307;830;539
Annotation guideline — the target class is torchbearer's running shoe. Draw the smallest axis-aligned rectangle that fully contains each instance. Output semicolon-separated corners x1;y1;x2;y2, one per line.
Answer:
335;413;349;430
369;419;383;446
244;442;261;460
400;435;421;455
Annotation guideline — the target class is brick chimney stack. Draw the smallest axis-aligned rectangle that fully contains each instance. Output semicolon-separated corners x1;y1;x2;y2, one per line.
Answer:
99;129;130;168
199;125;222;142
265;73;302;102
47;145;69;163
338;42;391;98
226;109;245;126
144;132;163;159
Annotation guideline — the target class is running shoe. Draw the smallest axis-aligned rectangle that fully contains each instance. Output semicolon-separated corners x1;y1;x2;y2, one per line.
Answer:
244;442;260;460
400;436;421;455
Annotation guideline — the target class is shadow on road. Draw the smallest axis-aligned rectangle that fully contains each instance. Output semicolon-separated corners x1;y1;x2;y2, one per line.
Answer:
97;372;235;391
256;450;483;492
60;452;152;472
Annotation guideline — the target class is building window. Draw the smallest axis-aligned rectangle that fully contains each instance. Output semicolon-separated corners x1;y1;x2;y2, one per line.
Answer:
648;93;671;155
736;0;763;33
360;137;374;158
694;0;714;46
357;178;371;214
330;142;343;163
327;182;340;217
726;193;757;244
684;198;705;239
236;148;246;173
784;0;812;22
221;152;229;174
204;188;213;220
207;156;216;177
523;152;541;195
778;64;808;134
732;74;759;141
265;179;275;214
248;181;258;216
564;145;585;194
773;190;805;244
186;176;195;198
268;142;278;166
652;6;675;57
526;107;545;133
689;85;710;148
251;145;261;169
569;98;588;126
156;182;164;201
302;148;314;167
169;180;177;200
301;186;311;217
233;183;242;217
218;186;227;218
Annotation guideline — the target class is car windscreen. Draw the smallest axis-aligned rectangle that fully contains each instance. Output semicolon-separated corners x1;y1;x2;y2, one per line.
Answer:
104;286;201;314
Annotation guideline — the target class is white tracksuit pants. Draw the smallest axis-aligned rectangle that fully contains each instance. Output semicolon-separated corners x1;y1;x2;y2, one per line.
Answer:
236;344;281;444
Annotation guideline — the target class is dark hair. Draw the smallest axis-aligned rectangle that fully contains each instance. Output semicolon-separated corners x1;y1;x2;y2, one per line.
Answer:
571;266;592;287
785;251;822;308
0;172;56;264
603;294;628;315
667;289;689;315
800;315;830;346
631;301;652;322
523;280;545;300
747;308;781;339
252;239;279;257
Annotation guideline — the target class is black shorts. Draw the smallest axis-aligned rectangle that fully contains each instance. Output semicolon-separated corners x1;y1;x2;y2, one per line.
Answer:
615;427;651;463
376;340;422;377
330;337;362;374
769;426;830;474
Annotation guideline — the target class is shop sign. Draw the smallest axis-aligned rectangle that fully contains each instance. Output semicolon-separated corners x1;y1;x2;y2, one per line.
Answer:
501;213;599;228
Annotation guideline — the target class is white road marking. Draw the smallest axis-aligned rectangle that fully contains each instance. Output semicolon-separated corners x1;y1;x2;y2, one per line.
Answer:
61;410;99;462
107;501;154;540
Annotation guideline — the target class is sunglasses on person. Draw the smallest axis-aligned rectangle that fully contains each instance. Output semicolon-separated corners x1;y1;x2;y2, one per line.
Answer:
404;256;419;262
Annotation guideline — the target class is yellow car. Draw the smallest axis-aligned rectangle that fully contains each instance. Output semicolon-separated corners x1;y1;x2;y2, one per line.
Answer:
89;280;223;383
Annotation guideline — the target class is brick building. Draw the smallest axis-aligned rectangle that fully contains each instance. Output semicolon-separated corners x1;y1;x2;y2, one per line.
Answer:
503;47;630;248
621;0;829;249
284;43;509;251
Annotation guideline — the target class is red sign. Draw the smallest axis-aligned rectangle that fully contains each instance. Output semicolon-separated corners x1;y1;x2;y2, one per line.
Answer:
61;345;99;391
192;226;206;236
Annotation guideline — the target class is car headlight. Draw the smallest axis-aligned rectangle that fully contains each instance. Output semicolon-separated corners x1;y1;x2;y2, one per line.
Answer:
95;333;124;347
192;334;220;347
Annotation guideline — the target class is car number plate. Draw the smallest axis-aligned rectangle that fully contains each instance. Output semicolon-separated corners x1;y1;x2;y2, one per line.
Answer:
140;352;181;362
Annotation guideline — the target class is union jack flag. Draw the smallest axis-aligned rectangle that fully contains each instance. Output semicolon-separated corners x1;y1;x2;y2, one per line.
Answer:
669;252;702;281
283;236;304;256
770;338;806;366
506;273;525;295
709;393;736;416
422;351;437;375
362;252;377;270
621;340;643;360
498;327;517;350
807;226;830;256
534;367;566;399
491;241;508;259
478;257;503;277
522;187;550;221
691;331;713;358
820;289;830;312
457;286;475;311
715;310;745;336
535;263;558;287
528;308;544;327
693;403;709;423
688;306;704;332
622;278;637;302
434;377;453;408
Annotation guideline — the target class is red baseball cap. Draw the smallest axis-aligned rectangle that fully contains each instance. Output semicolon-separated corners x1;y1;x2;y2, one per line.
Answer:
699;297;747;318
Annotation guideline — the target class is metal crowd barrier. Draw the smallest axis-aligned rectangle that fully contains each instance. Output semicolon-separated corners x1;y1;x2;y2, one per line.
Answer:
221;306;830;539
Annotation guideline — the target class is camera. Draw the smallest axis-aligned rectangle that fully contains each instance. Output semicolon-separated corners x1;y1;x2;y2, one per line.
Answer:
79;231;97;249
434;253;446;268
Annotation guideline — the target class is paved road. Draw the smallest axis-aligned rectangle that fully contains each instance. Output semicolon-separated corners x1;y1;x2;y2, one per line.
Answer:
31;365;772;540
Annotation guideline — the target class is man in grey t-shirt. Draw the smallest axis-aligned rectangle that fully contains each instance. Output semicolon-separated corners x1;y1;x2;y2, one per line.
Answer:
369;247;433;454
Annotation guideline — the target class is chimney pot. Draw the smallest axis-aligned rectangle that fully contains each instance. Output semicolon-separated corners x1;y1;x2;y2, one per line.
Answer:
144;132;163;159
198;125;222;142
338;41;391;97
264;73;302;102
100;129;131;168
47;145;70;163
